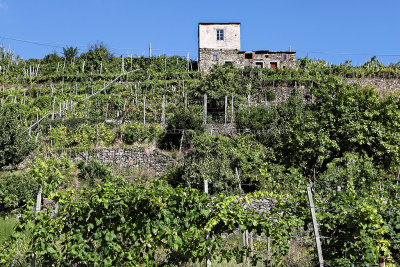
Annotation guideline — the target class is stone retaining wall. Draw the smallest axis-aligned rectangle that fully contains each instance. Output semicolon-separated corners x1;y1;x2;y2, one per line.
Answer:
71;148;174;175
242;198;277;214
346;78;400;95
19;147;174;176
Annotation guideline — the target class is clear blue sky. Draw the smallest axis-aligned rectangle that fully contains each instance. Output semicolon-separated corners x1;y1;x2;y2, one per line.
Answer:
0;0;399;65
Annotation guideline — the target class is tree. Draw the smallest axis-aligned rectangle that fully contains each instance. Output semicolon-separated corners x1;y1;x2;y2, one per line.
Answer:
158;108;204;150
0;104;35;169
62;46;79;60
80;41;114;70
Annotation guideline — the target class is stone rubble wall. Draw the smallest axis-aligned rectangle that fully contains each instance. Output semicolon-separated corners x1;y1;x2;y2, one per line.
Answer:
19;148;174;176
346;78;400;95
71;148;174;175
206;124;237;136
242;198;277;214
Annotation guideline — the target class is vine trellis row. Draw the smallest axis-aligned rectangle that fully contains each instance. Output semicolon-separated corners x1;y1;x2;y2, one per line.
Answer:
18;69;141;138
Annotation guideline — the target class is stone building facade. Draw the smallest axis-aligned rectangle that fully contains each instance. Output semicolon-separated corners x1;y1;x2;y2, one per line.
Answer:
198;23;296;72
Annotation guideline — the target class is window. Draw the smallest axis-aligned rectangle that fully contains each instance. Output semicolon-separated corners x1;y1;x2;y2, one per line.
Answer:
282;54;288;61
270;62;278;69
212;53;218;61
255;62;264;68
224;61;234;67
245;53;253;59
217;29;224;41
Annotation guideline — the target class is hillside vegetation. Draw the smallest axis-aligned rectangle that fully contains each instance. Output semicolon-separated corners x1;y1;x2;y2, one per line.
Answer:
1;45;400;266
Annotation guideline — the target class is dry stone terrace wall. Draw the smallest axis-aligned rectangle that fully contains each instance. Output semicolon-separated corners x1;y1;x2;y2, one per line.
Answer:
346;78;400;96
242;198;277;214
19;148;174;176
72;148;173;175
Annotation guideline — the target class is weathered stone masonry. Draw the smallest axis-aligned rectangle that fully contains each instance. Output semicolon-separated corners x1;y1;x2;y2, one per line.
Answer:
198;22;295;73
20;148;174;176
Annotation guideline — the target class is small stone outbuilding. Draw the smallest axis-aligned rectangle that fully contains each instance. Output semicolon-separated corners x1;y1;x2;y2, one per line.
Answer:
198;23;296;72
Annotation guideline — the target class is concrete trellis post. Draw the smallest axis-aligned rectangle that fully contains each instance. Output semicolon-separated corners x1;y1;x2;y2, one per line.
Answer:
203;94;207;125
224;95;228;124
231;94;234;124
143;96;146;125
161;94;166;124
184;94;188;112
307;187;324;267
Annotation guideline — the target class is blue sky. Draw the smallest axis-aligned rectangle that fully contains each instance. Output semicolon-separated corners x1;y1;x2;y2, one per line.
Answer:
0;0;399;64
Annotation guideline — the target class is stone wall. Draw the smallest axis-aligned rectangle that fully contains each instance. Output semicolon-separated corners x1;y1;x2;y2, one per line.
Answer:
199;48;241;73
20;147;174;176
239;51;296;69
199;48;296;73
71;148;174;175
206;124;236;136
242;198;277;214
346;78;400;95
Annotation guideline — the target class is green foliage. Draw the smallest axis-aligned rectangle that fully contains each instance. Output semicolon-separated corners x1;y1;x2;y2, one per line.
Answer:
80;41;113;70
237;78;400;176
121;123;163;145
43;52;60;64
169;134;267;194
0;104;34;169
159;108;205;150
197;65;242;99
62;46;79;60
27;155;74;195
3;178;306;266
0;173;39;213
77;159;112;186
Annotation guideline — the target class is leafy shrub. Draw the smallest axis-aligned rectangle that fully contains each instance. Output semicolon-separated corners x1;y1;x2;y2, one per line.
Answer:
77;159;112;186
62;46;79;60
4;179;301;266
42;52;60;64
167;134;267;194
0;173;39;214
28;156;75;195
121;123;163;145
0;104;35;169
158;108;204;150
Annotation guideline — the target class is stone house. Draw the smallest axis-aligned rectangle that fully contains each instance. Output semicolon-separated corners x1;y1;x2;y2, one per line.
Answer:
198;23;296;72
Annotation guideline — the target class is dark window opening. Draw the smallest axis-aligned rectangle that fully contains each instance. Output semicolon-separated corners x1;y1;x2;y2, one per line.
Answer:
224;61;233;66
282;54;288;60
255;62;264;68
265;55;270;58
245;53;253;59
217;29;224;41
212;53;218;61
270;62;278;69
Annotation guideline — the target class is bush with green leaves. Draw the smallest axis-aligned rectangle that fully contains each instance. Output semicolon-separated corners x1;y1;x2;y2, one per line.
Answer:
236;78;400;177
27;155;75;196
62;46;79;60
121;123;164;145
2;177;307;266
0;104;35;169
77;159;112;186
159;108;204;150
167;134;267;194
0;173;39;214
